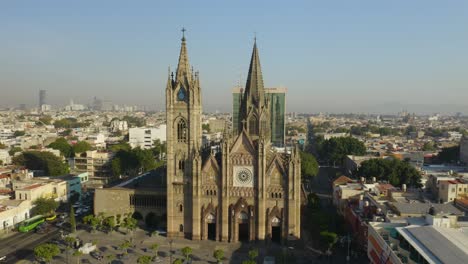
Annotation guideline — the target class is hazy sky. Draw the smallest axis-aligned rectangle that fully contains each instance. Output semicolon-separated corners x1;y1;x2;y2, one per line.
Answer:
1;1;467;114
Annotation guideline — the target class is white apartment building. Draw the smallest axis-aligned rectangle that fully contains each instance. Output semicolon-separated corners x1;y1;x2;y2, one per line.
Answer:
129;125;166;149
110;120;128;132
0;150;11;165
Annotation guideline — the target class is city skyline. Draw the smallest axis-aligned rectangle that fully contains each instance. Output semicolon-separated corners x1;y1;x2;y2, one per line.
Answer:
1;1;468;114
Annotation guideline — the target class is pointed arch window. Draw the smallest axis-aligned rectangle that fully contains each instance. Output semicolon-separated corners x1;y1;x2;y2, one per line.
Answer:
177;119;187;142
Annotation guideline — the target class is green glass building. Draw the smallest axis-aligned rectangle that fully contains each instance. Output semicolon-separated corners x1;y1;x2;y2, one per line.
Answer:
232;87;286;147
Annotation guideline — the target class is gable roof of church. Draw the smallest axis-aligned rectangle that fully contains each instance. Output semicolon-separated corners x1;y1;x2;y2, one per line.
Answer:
230;129;256;154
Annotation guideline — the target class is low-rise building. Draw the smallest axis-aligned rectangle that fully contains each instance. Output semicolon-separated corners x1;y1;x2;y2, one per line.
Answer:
13;178;68;202
0;197;31;232
438;179;468;203
368;212;468;264
73;150;113;185
129;125;166;149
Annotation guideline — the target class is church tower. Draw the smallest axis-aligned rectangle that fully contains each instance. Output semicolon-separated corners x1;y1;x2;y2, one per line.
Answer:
238;39;271;142
166;30;203;239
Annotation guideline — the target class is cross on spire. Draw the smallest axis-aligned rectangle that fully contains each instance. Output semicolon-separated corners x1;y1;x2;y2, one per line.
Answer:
181;27;186;40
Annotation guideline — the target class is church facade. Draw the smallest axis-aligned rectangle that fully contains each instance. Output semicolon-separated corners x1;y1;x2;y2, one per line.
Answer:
166;32;301;243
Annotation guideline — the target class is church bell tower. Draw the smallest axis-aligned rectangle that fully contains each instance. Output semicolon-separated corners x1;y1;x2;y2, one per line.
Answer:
166;29;203;239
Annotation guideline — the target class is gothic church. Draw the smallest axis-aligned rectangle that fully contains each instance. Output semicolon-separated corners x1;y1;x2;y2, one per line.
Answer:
166;32;301;243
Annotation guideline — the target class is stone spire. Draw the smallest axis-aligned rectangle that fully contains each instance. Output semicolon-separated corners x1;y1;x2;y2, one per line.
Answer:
176;28;191;83
243;38;265;107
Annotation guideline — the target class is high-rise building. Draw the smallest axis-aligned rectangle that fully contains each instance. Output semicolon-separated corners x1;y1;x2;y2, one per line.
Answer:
39;90;46;108
166;32;301;243
232;87;286;146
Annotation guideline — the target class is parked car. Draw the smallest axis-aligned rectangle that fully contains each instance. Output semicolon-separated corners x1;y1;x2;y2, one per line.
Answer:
91;251;103;261
0;256;7;262
55;221;66;227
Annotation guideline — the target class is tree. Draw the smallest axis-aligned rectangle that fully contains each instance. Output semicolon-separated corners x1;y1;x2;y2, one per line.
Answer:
319;231;338;251
33;197;59;216
0;143;7;149
307;192;321;211
248;249;259;261
109;142;131;152
34;243;60;263
73;141;92;154
318;137;366;165
119;240;132;254
122;115;145;127
8;146;22;156
202;123;211;133
173;259;183;264
13;151;69;176
111;147;158;177
122;216;138;234
300;151;319;180
422;142;436;151
13;130;25;137
357;158;422;187
103;216;116;233
106;254;115;264
38;115;53;125
48;137;73;157
151;139;166;159
70;206;76;233
242;261;256;264
181;246;193;261
150;243;159;258
137;255;152;264
213;249;224;264
72;250;82;264
83;214;99;232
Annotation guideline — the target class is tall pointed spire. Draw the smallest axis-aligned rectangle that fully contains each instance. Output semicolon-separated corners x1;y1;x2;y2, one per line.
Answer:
244;38;265;107
176;28;191;83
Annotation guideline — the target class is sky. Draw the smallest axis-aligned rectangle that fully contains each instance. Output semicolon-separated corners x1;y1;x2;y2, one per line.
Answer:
1;0;467;114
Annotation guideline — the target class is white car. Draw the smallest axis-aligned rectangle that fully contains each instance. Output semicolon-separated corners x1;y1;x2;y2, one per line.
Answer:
0;256;6;262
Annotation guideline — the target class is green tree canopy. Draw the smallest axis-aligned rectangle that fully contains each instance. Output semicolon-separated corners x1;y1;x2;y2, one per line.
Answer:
8;146;22;156
422;142;436;151
13;130;26;137
111;147;158;177
48;138;73;157
213;249;224;263
73;141;92;153
357;158;422;187
318;137;366;165
319;231;338;251
13;151;69;176
181;246;193;260
33;197;59;216
0;143;7;149
34;243;60;263
300;151;319;180
54;118;90;128
122;115;145;127
137;255;152;264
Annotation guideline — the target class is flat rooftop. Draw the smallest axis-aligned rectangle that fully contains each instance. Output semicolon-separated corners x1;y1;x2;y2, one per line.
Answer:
399;226;468;264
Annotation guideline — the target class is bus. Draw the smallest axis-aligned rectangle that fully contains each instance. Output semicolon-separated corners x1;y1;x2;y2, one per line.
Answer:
18;215;45;232
45;214;57;221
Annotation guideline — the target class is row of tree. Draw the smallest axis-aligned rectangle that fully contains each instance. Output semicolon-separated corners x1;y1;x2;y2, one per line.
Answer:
13;151;69;176
48;137;93;158
356;158;422;187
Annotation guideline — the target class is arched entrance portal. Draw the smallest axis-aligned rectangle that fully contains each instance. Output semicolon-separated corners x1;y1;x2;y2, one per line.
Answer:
271;217;281;243
238;212;249;242
206;213;216;241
